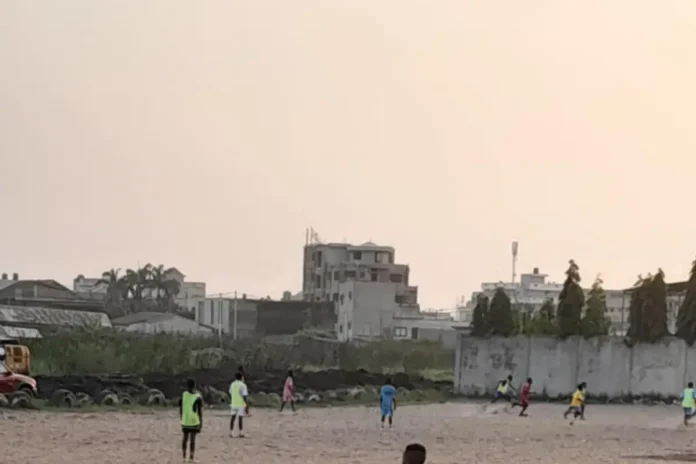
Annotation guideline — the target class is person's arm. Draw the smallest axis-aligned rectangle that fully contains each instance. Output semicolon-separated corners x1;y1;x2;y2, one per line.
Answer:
178;397;182;419
392;390;397;410
195;397;203;427
242;384;249;410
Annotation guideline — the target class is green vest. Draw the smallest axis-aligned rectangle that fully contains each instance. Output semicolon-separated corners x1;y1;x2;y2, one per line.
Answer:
230;381;246;408
683;388;695;408
181;391;201;427
497;382;508;394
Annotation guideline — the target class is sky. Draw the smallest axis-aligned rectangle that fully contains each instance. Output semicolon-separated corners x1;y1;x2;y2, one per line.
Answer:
1;1;695;309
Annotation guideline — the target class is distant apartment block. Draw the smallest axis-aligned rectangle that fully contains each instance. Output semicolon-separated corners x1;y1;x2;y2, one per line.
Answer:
302;240;420;341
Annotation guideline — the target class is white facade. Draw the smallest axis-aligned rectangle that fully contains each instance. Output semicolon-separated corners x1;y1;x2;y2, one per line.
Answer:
73;276;108;295
303;241;420;341
456;268;629;333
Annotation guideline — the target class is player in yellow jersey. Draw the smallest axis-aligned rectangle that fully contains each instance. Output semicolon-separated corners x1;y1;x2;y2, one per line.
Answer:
179;378;203;462
563;384;584;425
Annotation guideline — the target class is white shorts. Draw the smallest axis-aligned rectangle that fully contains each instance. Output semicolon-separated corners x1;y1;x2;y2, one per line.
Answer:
230;407;245;417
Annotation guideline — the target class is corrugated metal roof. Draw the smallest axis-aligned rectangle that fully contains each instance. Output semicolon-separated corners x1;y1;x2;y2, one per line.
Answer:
0;304;111;328
0;325;42;340
111;312;176;326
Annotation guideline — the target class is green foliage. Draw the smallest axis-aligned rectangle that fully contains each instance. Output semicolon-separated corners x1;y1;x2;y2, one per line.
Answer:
676;258;696;345
97;264;183;317
627;269;669;343
470;295;489;337
527;299;558;336
581;275;611;337
26;330;454;376
487;287;514;336
557;260;585;338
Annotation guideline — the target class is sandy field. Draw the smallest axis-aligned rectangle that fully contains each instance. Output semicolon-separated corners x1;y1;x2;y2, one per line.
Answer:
2;402;696;463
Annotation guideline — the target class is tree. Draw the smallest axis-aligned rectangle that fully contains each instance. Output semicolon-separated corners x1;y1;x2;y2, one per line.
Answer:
581;275;611;337
96;268;126;317
676;258;696;345
527;298;557;336
150;264;181;309
627;269;669;343
487;287;514;336
557;260;585;338
470;295;489;337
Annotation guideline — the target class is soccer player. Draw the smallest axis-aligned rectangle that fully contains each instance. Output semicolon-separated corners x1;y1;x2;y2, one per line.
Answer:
681;381;696;426
563;384;585;425
229;372;249;438
380;378;397;429
280;370;296;413
491;375;514;403
511;377;532;417
179;378;203;462
579;382;587;420
402;443;427;464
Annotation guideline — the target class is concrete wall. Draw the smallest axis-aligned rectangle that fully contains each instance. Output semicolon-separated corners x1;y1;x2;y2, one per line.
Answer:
119;316;212;335
455;335;696;398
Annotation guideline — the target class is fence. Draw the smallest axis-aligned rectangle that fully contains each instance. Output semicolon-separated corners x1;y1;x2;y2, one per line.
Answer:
455;335;696;398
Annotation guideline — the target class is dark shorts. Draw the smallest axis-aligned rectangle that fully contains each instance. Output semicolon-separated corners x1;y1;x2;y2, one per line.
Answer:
495;392;511;401
182;425;201;434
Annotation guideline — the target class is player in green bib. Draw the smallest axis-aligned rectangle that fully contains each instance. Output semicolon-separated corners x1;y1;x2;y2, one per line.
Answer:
179;378;203;461
229;372;249;438
682;381;696;426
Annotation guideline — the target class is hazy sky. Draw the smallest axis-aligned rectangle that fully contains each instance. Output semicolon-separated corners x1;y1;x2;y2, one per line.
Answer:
2;1;695;308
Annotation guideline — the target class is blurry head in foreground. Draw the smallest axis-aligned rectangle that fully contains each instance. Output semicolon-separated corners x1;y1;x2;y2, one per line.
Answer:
186;378;195;391
403;443;426;464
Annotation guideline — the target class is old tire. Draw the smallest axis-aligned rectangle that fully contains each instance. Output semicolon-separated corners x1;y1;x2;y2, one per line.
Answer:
0;393;9;408
117;392;134;406
147;391;166;407
99;393;120;406
75;392;93;406
50;389;77;408
10;391;32;409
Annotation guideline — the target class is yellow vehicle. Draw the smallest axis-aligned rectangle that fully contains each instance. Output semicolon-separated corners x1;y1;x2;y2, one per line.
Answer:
0;340;31;376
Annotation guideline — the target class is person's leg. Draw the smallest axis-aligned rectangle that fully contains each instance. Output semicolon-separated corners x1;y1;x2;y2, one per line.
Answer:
280;401;285;412
563;406;572;418
238;416;244;437
189;431;197;460
182;431;189;459
580;403;586;419
230;414;237;435
291;400;296;412
388;413;393;428
519;404;528;417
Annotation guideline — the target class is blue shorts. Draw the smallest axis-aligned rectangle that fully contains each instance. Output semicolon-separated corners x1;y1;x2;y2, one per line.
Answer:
381;406;393;417
684;407;693;417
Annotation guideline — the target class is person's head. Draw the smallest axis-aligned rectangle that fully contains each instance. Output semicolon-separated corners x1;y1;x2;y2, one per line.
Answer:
288;369;294;378
238;365;245;374
527;377;533;385
186;378;195;391
501;380;507;386
235;372;243;381
402;443;426;464
507;375;513;381
580;382;587;389
689;382;694;389
385;377;392;386
577;383;584;391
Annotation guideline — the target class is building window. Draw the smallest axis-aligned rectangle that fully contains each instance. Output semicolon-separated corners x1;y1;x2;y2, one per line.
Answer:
353;251;362;260
209;301;214;325
394;327;408;337
375;252;382;263
334;271;340;280
315;275;322;288
340;294;345;304
333;293;339;302
347;322;352;331
348;291;352;300
390;274;403;283
411;327;419;339
339;324;344;333
371;271;378;282
345;271;356;279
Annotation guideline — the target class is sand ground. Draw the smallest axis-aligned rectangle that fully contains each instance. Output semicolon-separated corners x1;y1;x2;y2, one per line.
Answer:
2;402;695;463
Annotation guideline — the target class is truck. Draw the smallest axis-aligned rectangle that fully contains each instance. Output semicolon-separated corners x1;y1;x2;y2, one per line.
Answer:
0;341;37;397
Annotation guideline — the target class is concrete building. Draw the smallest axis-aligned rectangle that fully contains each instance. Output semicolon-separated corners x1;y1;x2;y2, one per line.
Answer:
456;268;626;333
392;312;457;348
456;269;688;336
302;239;420;341
112;312;213;335
196;296;336;339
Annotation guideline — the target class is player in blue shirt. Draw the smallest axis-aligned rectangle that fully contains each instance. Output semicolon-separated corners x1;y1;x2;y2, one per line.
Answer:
380;378;397;429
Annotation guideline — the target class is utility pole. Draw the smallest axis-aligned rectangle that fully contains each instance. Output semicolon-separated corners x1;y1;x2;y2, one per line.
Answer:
233;290;238;341
217;293;223;348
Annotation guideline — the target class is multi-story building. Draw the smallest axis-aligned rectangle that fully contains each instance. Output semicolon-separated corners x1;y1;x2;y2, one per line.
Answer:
456;268;630;334
302;240;420;341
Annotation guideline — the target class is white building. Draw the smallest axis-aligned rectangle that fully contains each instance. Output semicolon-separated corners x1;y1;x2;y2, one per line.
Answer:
112;312;213;335
302;239;420;341
456;268;629;334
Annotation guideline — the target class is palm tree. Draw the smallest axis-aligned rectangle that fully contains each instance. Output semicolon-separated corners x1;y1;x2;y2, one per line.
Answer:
96;268;125;316
150;265;181;307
